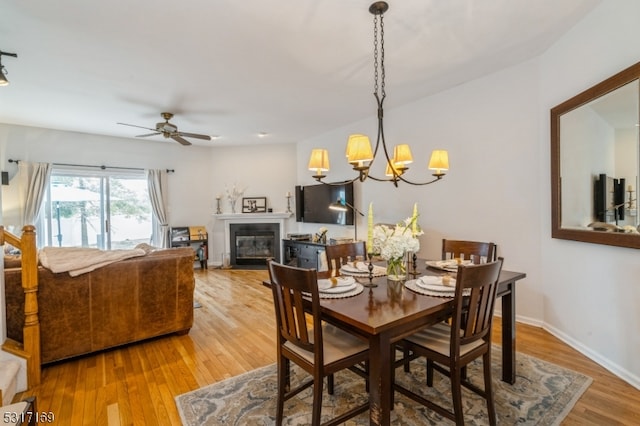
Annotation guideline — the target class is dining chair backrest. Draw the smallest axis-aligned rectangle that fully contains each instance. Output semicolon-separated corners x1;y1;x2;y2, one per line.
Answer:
266;259;370;425
396;258;504;425
267;259;322;358
324;241;367;273
442;239;496;264
452;258;503;349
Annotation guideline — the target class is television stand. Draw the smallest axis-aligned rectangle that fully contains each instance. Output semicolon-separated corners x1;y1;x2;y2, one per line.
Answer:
282;239;326;269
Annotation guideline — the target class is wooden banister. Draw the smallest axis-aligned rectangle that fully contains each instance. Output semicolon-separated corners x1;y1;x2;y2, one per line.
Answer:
1;225;41;387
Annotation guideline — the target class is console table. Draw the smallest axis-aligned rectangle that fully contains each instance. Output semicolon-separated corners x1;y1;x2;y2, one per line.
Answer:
282;239;326;269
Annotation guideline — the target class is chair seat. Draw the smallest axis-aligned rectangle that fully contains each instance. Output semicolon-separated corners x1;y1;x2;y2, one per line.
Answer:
285;324;368;365
404;319;484;357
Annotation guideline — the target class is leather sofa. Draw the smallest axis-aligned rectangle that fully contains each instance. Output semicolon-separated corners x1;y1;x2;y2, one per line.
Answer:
4;247;195;364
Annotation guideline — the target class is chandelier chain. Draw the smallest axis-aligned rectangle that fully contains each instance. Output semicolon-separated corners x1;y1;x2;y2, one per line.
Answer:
373;14;379;96
380;13;385;97
373;13;386;98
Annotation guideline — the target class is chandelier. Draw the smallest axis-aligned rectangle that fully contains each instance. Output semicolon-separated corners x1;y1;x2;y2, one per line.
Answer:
308;1;449;187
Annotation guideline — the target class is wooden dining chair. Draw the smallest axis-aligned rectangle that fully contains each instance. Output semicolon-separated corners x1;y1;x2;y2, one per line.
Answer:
266;259;370;426
395;258;504;425
442;239;496;264
402;239;497;373
324;241;367;274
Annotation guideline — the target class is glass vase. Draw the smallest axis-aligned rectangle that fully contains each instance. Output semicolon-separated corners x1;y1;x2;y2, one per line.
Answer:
386;256;407;281
229;198;238;213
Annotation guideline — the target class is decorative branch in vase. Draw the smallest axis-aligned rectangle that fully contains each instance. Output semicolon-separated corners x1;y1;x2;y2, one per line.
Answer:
225;183;246;214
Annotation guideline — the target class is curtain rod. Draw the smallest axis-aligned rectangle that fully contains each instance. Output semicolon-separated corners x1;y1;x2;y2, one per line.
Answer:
8;159;174;173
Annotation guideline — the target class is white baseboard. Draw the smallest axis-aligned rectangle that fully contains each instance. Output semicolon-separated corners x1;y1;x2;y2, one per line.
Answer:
542;323;640;390
494;310;543;328
493;312;640;390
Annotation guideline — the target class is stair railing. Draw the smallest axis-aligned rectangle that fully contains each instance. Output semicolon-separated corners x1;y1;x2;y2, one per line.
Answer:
0;225;41;387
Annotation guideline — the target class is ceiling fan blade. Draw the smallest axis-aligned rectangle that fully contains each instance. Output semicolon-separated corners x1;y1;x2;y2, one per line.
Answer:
178;132;211;141
117;122;156;132
136;132;162;138
171;135;192;146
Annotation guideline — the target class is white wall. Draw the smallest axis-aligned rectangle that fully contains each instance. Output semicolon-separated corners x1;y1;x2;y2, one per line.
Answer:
0;124;298;266
296;0;640;389
208;142;297;264
539;0;640;387
297;59;543;323
0;123;214;231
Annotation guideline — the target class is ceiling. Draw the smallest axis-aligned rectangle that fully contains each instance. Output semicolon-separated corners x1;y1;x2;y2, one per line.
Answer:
0;0;601;147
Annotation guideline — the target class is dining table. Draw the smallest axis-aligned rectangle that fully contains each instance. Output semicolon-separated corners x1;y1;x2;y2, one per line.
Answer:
264;260;526;426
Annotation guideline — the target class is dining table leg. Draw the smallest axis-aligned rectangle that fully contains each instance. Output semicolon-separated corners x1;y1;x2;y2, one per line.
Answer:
368;331;393;425
501;281;516;384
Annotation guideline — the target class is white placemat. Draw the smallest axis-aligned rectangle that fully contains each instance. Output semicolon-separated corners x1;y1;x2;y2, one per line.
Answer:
425;259;472;272
318;283;364;299
339;261;387;277
304;283;365;299
405;276;469;298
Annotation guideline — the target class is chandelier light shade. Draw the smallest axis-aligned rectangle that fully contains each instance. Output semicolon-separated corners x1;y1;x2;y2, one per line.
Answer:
428;150;449;176
308;148;330;178
345;134;374;167
393;144;413;166
308;1;450;187
0;50;18;87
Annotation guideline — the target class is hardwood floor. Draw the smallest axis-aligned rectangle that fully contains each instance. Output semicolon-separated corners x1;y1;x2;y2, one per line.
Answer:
13;269;640;425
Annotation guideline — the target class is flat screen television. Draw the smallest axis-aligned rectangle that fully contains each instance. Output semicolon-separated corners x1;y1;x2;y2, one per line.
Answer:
296;182;354;225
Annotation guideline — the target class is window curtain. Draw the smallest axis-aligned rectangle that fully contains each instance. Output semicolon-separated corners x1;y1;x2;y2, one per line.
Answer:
18;161;52;227
146;169;169;248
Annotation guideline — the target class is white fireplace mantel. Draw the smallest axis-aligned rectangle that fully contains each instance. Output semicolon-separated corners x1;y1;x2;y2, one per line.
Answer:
214;212;292;221
213;212;293;263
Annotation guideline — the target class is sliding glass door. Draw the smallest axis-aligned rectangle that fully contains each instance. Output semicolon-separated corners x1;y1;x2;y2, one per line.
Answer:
40;167;152;249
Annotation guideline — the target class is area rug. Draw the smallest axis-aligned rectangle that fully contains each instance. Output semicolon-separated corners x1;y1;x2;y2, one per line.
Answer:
175;348;592;425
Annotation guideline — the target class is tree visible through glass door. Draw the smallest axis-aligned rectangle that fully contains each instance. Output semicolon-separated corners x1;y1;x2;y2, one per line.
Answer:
42;171;152;249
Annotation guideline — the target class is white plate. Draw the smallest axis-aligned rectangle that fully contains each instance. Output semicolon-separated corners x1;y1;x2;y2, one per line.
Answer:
416;276;456;292
425;260;472;271
318;277;357;293
340;262;367;273
340;262;386;275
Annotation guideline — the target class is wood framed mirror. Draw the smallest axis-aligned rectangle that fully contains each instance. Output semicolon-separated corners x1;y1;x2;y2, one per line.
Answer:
551;61;640;249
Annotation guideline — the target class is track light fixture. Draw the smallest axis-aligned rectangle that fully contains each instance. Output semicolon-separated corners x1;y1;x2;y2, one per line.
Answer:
0;50;18;86
308;2;450;187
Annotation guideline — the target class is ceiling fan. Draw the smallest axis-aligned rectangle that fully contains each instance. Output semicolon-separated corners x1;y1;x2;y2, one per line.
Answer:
118;112;211;146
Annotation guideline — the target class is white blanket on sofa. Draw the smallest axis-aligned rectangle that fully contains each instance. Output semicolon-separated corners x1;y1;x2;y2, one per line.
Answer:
39;247;146;277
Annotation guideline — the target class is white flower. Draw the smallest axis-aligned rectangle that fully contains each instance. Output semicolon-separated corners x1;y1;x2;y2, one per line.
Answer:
372;222;420;261
225;183;245;201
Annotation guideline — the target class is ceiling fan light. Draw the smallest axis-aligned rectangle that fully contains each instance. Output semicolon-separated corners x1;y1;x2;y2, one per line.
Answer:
0;66;8;86
346;134;373;165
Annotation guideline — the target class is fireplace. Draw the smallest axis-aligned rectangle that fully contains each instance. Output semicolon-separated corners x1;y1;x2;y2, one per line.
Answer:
230;223;280;269
214;212;292;269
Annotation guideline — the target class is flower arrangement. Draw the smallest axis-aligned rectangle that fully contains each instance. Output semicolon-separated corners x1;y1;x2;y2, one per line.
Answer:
367;203;423;280
225;183;246;213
